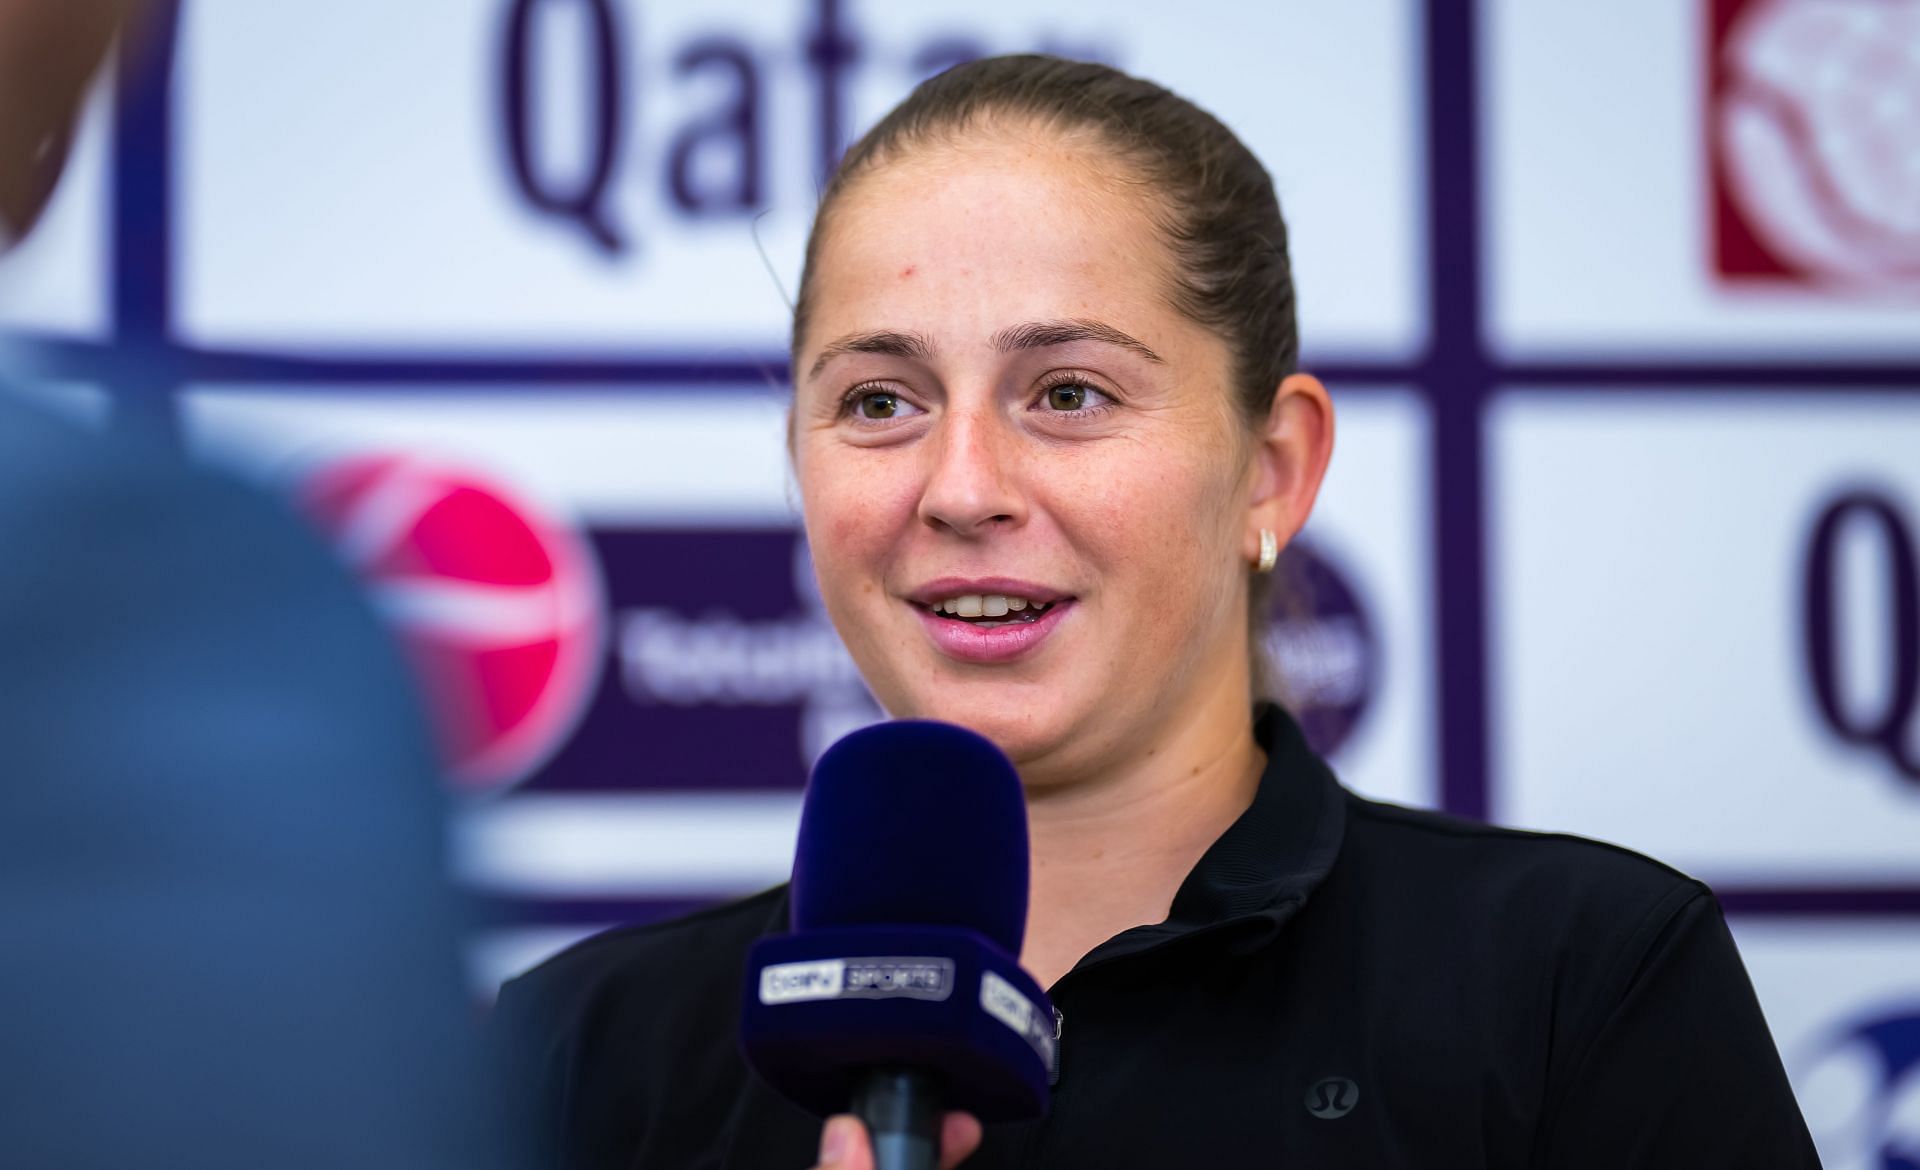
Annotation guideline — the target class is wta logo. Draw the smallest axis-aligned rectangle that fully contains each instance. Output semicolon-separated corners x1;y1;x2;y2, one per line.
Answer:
298;453;606;794
1708;0;1920;287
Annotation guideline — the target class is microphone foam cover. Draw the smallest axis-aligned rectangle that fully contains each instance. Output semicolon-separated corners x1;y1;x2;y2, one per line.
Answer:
792;720;1028;958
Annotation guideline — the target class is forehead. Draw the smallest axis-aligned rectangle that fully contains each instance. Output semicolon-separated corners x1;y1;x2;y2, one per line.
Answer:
801;129;1183;351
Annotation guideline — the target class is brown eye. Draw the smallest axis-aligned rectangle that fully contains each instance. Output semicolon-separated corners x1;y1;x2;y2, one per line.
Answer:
859;392;899;419
1047;383;1087;411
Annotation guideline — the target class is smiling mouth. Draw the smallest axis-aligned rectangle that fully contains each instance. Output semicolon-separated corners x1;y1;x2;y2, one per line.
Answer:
921;593;1060;629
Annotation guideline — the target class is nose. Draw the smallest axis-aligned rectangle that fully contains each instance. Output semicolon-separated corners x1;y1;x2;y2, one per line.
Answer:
916;407;1026;537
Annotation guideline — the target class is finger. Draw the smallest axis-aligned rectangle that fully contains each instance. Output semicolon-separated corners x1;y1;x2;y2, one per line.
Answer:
938;1111;983;1169
814;1114;872;1170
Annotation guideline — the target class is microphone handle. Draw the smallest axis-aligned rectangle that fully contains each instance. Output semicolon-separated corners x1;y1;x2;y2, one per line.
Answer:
851;1067;941;1170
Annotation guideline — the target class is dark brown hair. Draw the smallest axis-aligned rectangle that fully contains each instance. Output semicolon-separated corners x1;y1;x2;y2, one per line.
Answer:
791;54;1301;696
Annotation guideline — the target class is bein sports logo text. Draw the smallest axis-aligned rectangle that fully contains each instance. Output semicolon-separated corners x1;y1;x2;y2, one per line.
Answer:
1709;0;1920;287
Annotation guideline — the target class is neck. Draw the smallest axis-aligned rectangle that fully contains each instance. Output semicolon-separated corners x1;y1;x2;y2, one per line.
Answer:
1017;667;1265;990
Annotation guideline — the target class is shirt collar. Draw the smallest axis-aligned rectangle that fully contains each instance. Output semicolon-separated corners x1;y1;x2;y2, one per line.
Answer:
1076;702;1348;965
765;705;1348;962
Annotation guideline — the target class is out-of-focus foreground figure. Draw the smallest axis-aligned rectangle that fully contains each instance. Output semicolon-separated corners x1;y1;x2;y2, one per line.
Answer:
0;5;510;1167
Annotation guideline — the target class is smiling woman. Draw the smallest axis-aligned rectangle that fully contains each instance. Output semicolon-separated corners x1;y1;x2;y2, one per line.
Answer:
490;56;1819;1170
787;69;1328;808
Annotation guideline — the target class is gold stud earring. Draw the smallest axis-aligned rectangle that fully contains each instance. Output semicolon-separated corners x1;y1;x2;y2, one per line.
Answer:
1256;528;1278;573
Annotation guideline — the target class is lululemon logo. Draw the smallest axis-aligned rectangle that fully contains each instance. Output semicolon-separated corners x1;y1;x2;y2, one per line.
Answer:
1305;1076;1360;1120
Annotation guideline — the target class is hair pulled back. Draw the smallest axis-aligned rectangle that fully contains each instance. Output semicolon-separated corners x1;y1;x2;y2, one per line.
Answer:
792;53;1299;428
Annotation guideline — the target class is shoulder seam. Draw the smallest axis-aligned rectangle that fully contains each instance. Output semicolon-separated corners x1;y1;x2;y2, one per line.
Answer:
1345;794;1699;884
1531;881;1715;1160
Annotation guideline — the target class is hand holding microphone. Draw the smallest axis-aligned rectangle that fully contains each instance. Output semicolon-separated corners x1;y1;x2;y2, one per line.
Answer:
809;1113;982;1170
741;720;1054;1170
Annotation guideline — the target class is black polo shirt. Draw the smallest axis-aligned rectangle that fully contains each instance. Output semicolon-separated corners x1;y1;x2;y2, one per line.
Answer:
490;707;1820;1168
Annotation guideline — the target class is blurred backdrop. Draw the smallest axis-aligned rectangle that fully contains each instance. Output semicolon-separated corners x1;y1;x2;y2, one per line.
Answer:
1;1;1917;1161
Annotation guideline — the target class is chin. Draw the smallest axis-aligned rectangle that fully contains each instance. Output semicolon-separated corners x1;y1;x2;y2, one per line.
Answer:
884;682;1080;772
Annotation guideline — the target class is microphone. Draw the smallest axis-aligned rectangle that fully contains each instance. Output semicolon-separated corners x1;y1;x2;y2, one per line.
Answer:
740;721;1054;1170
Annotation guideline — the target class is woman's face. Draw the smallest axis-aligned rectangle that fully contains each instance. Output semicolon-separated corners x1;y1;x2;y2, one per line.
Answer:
791;126;1259;780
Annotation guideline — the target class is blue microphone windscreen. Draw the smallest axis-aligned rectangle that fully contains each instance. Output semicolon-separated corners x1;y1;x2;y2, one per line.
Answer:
792;721;1028;957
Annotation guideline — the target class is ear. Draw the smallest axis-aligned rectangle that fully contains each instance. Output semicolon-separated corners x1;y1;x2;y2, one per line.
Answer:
1243;373;1335;563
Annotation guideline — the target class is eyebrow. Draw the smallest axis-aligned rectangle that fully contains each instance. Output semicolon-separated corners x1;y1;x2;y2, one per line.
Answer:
806;330;936;381
991;318;1166;364
806;317;1167;382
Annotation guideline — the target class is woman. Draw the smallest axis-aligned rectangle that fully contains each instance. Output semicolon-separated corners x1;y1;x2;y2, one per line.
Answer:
493;56;1819;1169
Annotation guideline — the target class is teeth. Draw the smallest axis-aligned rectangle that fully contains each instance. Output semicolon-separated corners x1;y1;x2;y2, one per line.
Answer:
935;593;1051;617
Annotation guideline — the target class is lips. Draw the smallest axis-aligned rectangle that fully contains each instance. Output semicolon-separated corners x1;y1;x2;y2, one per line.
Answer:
905;578;1076;664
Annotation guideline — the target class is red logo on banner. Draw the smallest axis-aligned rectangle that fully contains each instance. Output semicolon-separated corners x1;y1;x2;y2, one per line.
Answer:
299;454;605;794
1708;0;1920;287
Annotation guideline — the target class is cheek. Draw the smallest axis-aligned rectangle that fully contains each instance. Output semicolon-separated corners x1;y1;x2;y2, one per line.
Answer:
798;450;919;595
1061;442;1244;609
1075;445;1236;572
